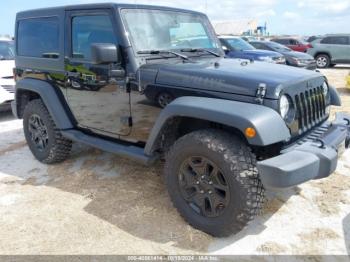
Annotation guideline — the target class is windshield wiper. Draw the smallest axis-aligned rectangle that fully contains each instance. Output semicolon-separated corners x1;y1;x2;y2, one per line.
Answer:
137;50;189;60
180;48;221;57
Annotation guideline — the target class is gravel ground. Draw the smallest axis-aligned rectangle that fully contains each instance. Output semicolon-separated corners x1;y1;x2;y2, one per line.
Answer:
0;66;349;255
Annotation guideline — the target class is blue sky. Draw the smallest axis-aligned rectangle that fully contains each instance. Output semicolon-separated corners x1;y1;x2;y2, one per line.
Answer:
1;0;349;36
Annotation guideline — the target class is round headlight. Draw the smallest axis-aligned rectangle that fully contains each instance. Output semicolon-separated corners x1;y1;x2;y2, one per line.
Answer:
322;82;329;96
280;95;290;119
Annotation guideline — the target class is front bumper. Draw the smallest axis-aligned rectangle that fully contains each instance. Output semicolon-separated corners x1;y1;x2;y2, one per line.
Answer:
257;112;350;189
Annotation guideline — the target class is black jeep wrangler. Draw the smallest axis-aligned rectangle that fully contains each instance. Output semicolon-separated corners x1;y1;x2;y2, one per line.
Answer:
12;3;350;237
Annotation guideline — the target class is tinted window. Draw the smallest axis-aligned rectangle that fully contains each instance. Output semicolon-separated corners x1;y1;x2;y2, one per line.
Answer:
72;15;117;60
321;36;349;45
17;17;59;58
224;38;255;51
251;42;264;49
273;39;288;45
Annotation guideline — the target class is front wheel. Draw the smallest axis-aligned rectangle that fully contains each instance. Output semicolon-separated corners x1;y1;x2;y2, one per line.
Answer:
164;129;265;237
156;92;173;108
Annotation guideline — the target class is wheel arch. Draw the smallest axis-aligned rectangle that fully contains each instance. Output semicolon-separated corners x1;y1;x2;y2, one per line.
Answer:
15;78;75;129
314;51;332;60
144;96;291;156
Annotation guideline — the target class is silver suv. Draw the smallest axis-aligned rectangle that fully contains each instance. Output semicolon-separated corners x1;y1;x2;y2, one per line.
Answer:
307;34;350;68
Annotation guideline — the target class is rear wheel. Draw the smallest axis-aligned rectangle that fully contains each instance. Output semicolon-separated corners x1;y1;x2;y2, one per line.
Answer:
23;99;72;164
165;129;265;237
316;54;330;68
156;92;173;108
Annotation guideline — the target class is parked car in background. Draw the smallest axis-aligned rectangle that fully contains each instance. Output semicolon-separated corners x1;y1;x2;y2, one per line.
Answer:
219;36;286;64
271;37;312;53
0;39;15;111
307;34;350;68
250;40;316;70
306;35;322;43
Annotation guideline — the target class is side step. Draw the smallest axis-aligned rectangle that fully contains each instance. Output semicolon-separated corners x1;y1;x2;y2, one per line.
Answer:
61;130;158;166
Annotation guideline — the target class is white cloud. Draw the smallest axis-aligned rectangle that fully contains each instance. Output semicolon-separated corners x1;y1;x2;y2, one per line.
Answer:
295;0;350;14
283;11;300;19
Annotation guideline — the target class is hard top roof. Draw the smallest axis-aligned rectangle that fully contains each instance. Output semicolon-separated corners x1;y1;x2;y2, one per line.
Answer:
16;2;204;19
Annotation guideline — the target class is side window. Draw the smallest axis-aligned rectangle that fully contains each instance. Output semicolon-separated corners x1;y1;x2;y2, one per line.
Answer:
219;39;229;50
72;15;117;60
332;37;349;45
289;39;297;45
321;37;332;44
276;39;287;45
17;17;59;58
321;36;349;45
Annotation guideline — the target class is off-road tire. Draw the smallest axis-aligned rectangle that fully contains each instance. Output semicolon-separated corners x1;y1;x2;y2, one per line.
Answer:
23;99;72;164
165;129;265;237
315;54;330;68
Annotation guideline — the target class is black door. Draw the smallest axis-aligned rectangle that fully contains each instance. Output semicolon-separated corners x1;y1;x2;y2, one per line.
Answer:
65;10;131;137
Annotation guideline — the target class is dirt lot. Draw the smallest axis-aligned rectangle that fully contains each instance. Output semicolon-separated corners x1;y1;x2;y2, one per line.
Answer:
0;66;349;255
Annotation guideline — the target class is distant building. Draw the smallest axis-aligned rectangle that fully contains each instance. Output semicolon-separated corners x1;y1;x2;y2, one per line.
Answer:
213;19;258;36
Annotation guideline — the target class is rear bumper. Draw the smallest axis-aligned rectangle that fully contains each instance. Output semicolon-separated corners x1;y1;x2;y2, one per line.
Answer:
257;112;350;189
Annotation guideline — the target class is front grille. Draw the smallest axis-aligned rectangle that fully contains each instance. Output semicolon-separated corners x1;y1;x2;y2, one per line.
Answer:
272;56;286;64
1;85;15;93
283;122;330;151
294;86;327;133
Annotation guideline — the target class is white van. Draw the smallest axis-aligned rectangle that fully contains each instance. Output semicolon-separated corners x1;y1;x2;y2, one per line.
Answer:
0;39;15;111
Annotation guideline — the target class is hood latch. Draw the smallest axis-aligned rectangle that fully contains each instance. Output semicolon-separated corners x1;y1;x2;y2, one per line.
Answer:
255;83;267;104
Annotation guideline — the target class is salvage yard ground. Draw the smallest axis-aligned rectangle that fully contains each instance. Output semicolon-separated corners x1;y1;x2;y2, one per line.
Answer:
0;66;349;255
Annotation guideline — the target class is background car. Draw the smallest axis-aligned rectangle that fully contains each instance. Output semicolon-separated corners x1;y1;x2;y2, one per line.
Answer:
271;37;312;52
250;40;316;70
219;36;286;64
0;39;15;111
307;34;350;68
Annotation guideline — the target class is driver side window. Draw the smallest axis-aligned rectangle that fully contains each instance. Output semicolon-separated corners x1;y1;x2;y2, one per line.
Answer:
72;15;117;60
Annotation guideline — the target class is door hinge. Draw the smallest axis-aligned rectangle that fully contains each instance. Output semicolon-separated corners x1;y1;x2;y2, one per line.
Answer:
255;83;267;104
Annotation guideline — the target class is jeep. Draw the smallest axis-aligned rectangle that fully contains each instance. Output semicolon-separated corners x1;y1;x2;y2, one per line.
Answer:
12;3;350;237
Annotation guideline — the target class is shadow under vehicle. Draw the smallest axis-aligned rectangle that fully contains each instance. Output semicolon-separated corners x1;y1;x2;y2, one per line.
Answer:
12;3;350;237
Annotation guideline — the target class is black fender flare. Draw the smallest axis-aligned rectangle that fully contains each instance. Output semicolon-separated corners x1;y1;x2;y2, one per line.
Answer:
144;96;291;155
15;78;74;129
329;85;341;106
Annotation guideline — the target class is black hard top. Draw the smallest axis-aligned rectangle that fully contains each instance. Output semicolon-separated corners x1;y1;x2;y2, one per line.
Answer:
16;2;204;19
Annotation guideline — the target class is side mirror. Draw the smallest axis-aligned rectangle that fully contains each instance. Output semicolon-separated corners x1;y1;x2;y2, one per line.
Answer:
91;43;120;64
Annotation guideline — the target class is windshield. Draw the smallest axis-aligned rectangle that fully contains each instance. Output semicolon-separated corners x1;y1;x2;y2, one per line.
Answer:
224;38;255;51
121;9;220;53
0;41;14;60
267;41;291;52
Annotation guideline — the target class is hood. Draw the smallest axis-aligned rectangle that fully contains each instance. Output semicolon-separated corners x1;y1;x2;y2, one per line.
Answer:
283;50;314;60
144;57;322;99
0;60;15;78
240;49;282;57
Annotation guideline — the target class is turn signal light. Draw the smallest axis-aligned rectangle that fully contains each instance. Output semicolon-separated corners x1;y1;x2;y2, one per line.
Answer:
245;127;256;138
